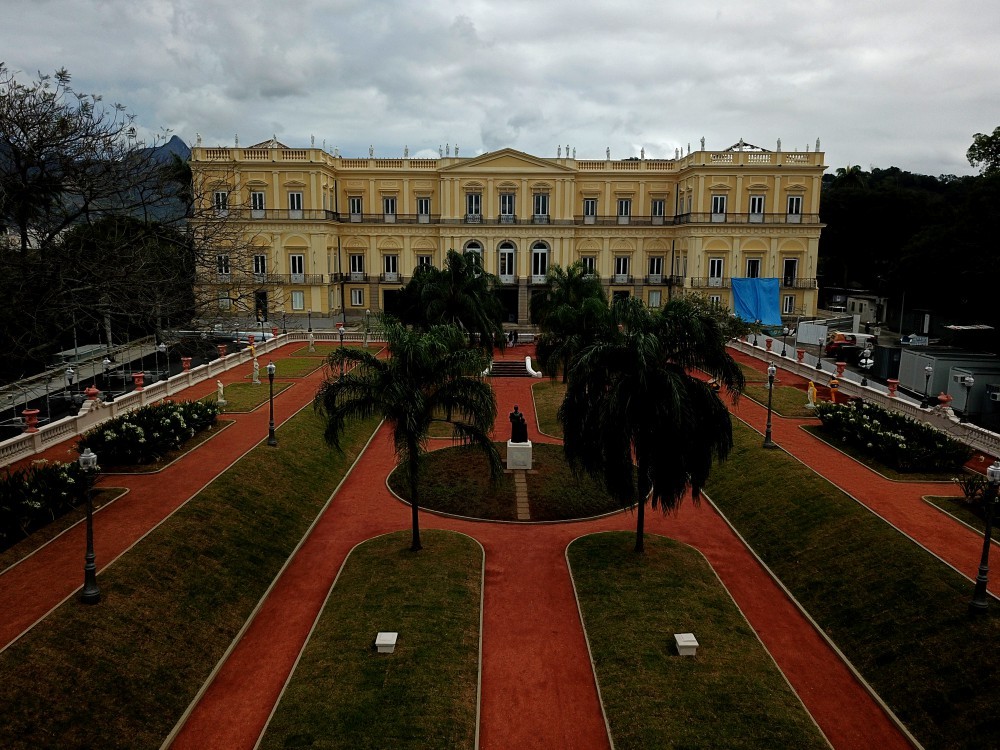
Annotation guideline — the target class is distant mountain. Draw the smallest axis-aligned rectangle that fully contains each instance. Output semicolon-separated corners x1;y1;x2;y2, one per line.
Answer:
144;135;190;163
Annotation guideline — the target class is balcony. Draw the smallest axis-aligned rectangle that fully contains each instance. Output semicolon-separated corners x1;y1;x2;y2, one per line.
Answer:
380;272;401;283
349;272;367;282
689;277;732;289
532;214;550;225
499;213;517;224
331;212;440;224
530;274;548;285
498;274;518;285
781;277;818;289
674;212;820;225
646;274;663;284
466;213;483;224
612;274;633;285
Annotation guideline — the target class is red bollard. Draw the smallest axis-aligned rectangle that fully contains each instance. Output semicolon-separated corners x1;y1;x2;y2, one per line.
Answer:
22;408;40;433
132;372;145;391
181;356;192;372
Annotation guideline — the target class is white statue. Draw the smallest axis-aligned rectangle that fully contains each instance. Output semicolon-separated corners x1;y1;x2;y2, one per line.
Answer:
369;144;374;158
252;357;261;385
308;332;316;352
216;380;227;407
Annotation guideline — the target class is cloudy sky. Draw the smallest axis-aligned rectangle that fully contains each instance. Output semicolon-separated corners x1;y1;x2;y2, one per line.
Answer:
3;0;998;176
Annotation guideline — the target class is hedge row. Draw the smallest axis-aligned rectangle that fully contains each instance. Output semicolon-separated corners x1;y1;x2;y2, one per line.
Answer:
0;460;86;550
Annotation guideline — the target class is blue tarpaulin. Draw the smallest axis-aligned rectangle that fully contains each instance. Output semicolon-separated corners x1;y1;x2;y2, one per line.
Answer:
731;278;782;327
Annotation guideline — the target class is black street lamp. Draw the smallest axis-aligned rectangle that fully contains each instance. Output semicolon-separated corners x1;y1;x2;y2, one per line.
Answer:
102;357;115;403
307;309;313;332
267;360;278;447
922;365;933;408
969;459;1000;613
78;448;100;604
780;326;790;357
364;308;371;348
961;375;975;423
815;335;824;371
859;347;874;387
338;326;345;381
282;312;287;335
763;363;778;449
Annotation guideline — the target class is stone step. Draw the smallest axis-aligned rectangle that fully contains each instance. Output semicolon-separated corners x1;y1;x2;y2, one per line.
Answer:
491;360;532;378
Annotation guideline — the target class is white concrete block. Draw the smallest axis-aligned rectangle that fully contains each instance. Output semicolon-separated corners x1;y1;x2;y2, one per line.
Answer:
506;440;533;470
674;632;698;656
375;631;398;654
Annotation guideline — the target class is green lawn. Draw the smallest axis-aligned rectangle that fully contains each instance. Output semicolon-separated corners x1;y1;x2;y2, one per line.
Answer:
259;530;482;750
531;380;565;438
0;409;380;750
388;442;622;521
569;533;828;750
744;381;817;418
705;420;1000;749
202;382;292;412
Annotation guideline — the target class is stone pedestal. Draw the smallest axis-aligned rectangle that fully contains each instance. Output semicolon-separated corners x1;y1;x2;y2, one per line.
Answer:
506;440;533;470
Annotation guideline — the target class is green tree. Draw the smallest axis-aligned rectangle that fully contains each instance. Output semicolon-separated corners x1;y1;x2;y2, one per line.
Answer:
315;323;501;551
396;249;505;352
833;164;869;189
967;126;1000;177
530;261;608;382
559;297;744;553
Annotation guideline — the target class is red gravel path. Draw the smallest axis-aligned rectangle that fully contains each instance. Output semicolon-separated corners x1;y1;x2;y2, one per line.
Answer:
3;345;963;748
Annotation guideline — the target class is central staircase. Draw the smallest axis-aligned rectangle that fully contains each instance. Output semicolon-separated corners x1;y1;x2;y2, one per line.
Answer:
490;359;533;378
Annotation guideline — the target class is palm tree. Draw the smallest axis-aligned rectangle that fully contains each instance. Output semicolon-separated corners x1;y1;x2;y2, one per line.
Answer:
531;261;608;382
559;296;744;553
396;249;505;352
833;164;868;189
314;322;501;551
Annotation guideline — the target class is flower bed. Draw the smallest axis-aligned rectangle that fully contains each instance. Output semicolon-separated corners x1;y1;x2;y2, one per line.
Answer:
0;460;86;550
814;399;972;472
78;400;220;467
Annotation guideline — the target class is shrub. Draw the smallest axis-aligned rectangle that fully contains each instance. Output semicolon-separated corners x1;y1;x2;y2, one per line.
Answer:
814;399;972;472
78;400;220;467
0;460;86;549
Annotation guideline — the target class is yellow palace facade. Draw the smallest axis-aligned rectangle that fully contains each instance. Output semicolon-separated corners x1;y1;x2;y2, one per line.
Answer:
190;139;824;326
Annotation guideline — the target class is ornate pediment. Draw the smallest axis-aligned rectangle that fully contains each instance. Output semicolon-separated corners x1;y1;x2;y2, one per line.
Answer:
440;148;575;173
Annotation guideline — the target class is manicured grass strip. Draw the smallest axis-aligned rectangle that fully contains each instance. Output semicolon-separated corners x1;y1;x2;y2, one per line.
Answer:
388;443;622;521
744;382;816;418
739;362;767;382
569;533;828;750
705;421;1000;750
925;495;994;536
259;530;482;750
267;356;324;377
532;380;565;438
0;409;380;750
202;383;292;412
801;424;959;482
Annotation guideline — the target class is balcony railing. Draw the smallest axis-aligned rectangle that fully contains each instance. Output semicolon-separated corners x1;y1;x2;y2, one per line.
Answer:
380;272;403;283
333;212;440;224
689;277;732;289
781;277;818;289
674;212;820;225
498;274;519;285
197;272;321;285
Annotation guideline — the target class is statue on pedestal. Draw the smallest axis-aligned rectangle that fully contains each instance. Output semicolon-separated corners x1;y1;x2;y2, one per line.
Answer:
216;380;227;407
509;405;529;443
308;332;316;352
252;357;261;385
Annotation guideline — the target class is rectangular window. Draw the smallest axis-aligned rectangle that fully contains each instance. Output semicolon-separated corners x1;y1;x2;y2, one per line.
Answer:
531;246;548;279
290;254;304;283
350;254;365;279
288;192;303;211
213;191;229;216
787;195;802;223
583;198;597;224
218;292;232;310
349;196;363;222
291;290;305;310
466;193;482;222
709;257;724;287
253;254;267;276
648;256;664;276
581;256;596;274
417;196;431;223
350;288;364;306
250;191;266;211
533;193;549;222
500;192;516;222
651;198;665;224
417;254;433;267
648;290;662;308
617;198;631;224
783;258;798;286
783;294;796;314
711;195;727;222
749;194;765;222
745;258;761;278
216;254;230;276
709;294;722;306
383;254;398;281
383;196;396;221
614;256;630;282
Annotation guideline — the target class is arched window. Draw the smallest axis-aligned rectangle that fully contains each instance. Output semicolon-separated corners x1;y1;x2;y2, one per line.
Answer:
498;241;516;282
531;241;549;282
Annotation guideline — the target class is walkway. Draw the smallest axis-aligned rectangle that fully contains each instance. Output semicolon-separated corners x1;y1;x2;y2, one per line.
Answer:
3;344;987;748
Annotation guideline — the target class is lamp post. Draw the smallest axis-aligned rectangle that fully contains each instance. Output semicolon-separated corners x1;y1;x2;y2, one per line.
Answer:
815;334;824;371
763;363;778;449
102;357;114;403
780;326;789;357
922;365;933;407
859;347;874;387
78;448;100;604
364;308;371;348
969;459;1000;613
338;325;345;381
156;342;167;381
308;309;313;332
961;375;975;422
266;360;277;447
282;312;287;335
